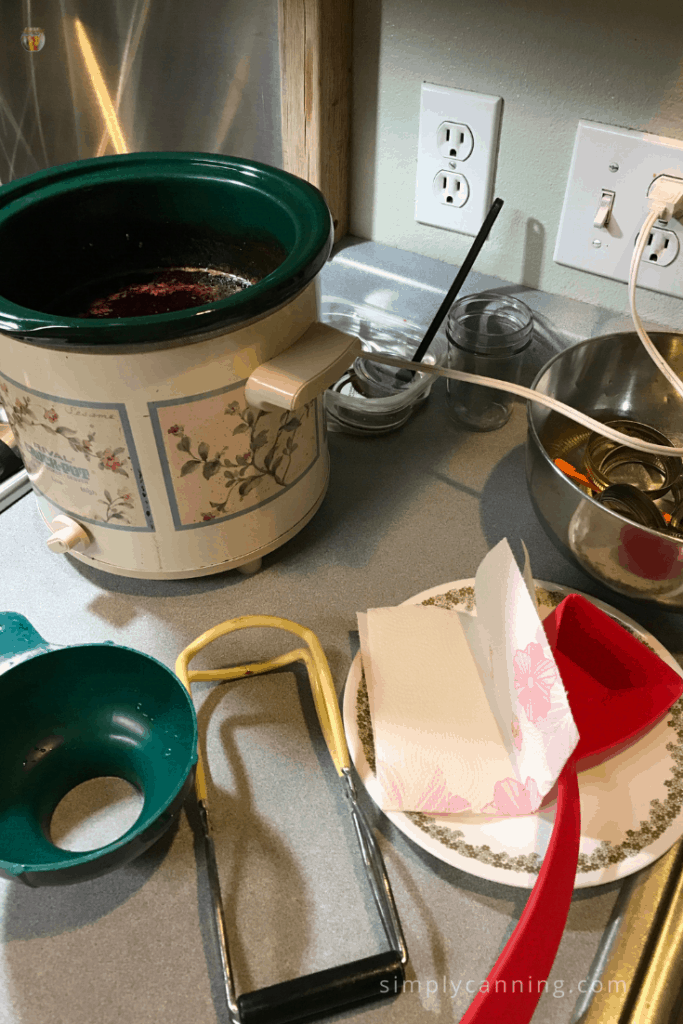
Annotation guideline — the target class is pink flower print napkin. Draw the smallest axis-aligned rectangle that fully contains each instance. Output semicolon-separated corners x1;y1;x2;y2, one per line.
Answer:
358;538;580;816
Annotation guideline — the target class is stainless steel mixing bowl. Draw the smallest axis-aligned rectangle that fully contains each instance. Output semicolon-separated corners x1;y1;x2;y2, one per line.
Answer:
526;332;683;609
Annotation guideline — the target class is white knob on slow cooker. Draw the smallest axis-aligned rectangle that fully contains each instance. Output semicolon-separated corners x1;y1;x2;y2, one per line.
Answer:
46;515;91;554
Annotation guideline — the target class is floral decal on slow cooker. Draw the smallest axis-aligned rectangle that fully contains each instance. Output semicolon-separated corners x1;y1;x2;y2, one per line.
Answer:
0;377;151;530
151;386;320;528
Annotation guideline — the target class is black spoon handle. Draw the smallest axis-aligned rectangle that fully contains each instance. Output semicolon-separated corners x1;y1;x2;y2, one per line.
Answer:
410;196;504;366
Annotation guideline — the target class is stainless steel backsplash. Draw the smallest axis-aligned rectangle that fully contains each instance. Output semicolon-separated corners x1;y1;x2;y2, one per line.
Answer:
0;0;282;182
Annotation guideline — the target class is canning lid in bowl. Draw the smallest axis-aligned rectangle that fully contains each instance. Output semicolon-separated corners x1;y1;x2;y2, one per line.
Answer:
0;152;333;347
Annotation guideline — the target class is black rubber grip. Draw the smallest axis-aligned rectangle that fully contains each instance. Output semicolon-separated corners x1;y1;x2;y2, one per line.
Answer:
237;950;404;1024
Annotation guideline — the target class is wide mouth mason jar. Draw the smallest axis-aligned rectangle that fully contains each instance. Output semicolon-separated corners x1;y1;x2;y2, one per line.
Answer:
446;293;534;432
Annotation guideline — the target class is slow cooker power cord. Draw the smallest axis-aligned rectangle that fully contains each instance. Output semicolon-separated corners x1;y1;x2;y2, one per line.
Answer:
366;178;683;460
361;350;683;457
629;175;683;403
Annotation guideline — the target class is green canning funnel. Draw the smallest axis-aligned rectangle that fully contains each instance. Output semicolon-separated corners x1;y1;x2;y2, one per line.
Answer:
0;612;197;886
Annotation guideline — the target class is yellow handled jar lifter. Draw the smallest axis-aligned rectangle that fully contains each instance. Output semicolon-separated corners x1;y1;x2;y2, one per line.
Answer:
175;615;408;1024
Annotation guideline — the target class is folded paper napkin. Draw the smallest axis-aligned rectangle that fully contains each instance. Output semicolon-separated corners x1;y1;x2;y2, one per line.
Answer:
360;538;683;817
358;538;581;816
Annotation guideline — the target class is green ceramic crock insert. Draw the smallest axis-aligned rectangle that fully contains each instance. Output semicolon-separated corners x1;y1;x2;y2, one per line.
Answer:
0;152;332;347
0;613;197;885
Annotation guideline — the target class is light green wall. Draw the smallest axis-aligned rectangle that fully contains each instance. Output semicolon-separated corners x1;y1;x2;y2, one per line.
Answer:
351;0;683;327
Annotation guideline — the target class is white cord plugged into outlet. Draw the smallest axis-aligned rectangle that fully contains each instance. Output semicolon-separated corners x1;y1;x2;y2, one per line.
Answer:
381;170;683;459
363;174;683;460
629;175;683;400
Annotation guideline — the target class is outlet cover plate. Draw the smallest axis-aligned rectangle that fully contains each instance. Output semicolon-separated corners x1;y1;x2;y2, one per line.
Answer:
415;83;502;236
554;120;683;297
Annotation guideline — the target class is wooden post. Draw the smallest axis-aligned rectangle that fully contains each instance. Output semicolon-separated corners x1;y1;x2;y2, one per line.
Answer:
279;0;353;243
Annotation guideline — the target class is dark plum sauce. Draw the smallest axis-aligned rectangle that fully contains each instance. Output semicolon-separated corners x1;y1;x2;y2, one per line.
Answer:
77;267;255;318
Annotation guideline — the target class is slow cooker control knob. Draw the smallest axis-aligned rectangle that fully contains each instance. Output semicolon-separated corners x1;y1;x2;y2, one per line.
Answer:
46;515;91;554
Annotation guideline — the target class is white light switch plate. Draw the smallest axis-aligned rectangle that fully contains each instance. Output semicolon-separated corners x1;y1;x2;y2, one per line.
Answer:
415;83;502;236
554;120;683;298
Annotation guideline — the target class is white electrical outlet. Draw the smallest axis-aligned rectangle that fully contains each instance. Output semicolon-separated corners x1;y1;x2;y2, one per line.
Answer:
415;83;502;236
433;170;469;207
637;226;679;267
554;121;683;298
437;123;474;162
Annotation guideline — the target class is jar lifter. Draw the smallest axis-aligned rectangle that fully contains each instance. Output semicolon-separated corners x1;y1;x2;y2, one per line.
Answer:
175;615;408;1024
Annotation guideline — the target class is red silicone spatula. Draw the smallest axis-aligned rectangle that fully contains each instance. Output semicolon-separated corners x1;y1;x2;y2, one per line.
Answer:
460;593;683;1024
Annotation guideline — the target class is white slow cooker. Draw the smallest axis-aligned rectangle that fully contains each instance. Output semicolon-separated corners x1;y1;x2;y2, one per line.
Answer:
0;152;359;578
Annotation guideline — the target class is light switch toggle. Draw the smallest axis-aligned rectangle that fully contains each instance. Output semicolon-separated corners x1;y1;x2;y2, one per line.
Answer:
593;189;615;229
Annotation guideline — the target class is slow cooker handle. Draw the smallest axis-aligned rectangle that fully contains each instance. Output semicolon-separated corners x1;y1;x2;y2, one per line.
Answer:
245;322;361;411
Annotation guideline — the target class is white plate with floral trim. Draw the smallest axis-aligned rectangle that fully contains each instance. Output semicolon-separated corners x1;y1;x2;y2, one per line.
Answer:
342;578;683;889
